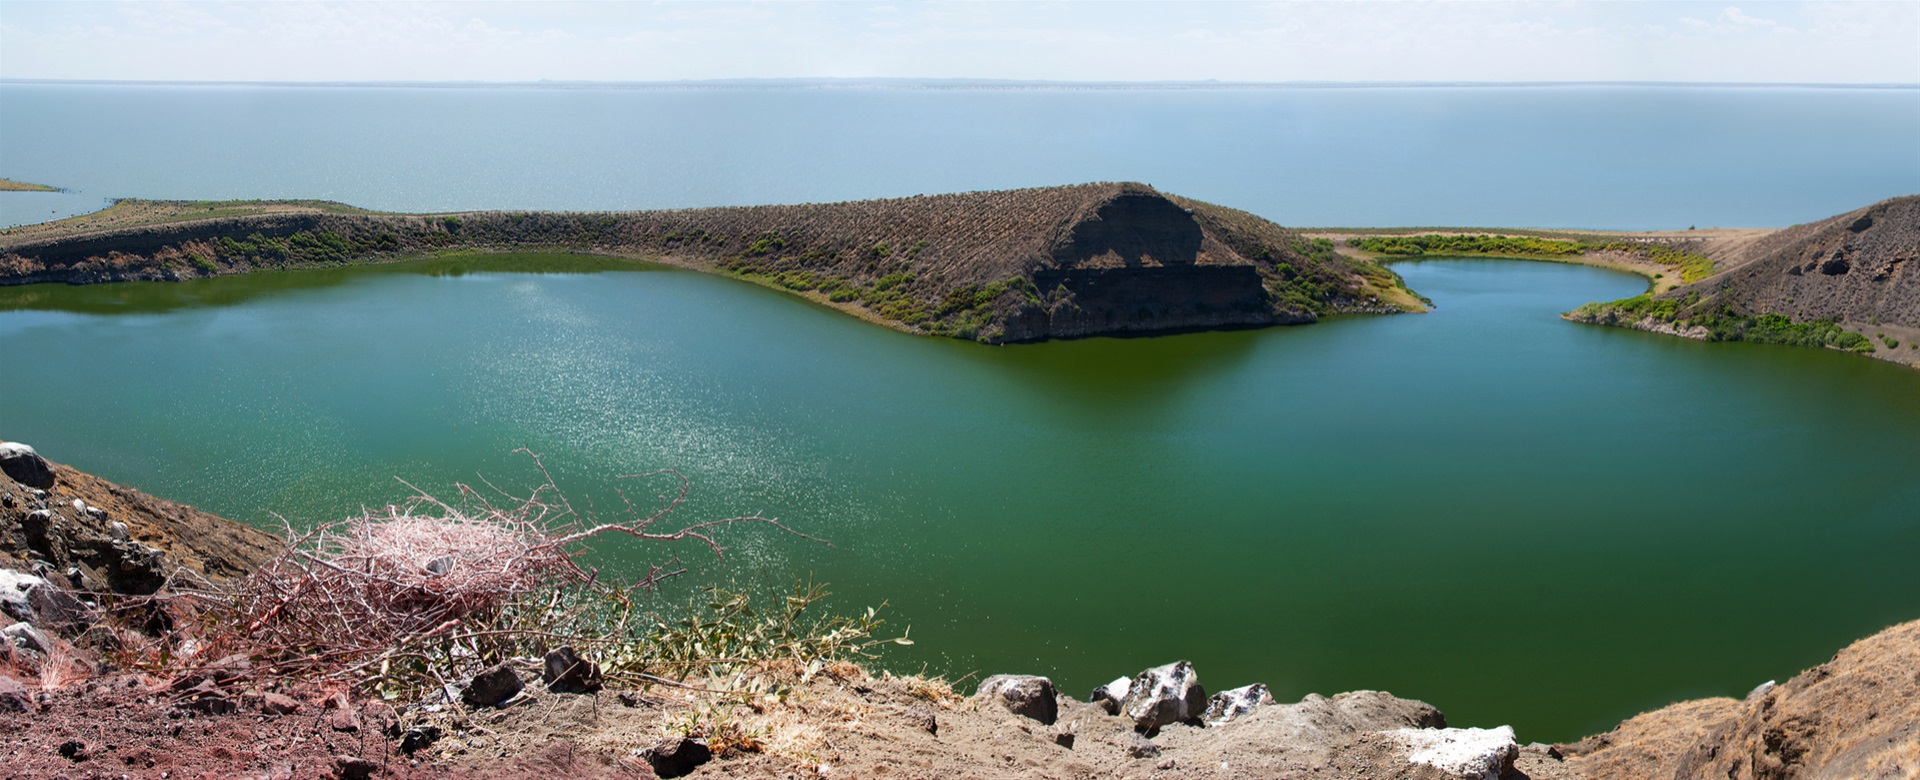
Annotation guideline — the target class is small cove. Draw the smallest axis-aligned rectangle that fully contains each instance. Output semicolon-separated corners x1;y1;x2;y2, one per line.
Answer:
3;254;1919;742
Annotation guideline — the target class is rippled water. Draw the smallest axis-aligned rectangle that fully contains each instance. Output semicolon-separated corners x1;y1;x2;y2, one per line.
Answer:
4;254;1918;742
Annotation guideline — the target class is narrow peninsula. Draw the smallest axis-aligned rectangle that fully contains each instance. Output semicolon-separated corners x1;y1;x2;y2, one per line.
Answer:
0;183;1424;343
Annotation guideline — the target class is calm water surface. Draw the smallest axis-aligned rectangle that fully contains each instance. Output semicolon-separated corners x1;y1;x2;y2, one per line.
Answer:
3;84;1917;229
3;255;1918;742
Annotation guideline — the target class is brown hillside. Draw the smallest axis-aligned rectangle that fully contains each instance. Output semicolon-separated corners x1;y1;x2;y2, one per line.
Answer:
1698;194;1920;331
1561;617;1920;780
0;184;1421;343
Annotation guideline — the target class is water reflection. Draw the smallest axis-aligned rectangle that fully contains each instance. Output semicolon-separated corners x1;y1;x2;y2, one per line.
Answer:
0;253;666;315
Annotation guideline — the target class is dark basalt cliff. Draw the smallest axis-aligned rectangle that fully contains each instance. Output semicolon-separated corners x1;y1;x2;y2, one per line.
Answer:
0;183;1420;343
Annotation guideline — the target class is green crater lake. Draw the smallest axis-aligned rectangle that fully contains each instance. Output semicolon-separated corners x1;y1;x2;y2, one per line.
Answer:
4;254;1919;742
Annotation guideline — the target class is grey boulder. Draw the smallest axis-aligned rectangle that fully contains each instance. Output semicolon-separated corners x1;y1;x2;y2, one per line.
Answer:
0;443;55;489
974;674;1059;725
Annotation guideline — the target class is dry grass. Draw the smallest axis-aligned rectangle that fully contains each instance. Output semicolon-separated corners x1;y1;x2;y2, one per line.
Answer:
98;450;882;706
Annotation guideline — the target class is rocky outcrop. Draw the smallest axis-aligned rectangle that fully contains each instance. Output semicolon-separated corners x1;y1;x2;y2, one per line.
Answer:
0;184;1420;343
0;442;279;587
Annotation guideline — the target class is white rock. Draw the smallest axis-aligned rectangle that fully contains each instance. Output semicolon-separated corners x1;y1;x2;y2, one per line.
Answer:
0;569;49;623
1746;680;1776;700
1386;725;1519;780
1090;676;1131;715
2;622;50;654
1120;660;1206;732
1203;683;1274;726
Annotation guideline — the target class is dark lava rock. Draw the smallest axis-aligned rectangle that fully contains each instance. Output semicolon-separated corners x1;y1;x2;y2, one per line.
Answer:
974;674;1059;725
1054;727;1076;749
57;739;86;761
0;677;31;712
639;735;712;778
541;645;604;694
462;662;523;708
400;725;443;755
0;443;56;490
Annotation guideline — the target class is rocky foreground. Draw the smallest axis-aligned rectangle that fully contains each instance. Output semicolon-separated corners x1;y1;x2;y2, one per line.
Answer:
0;183;1423;343
3;444;1917;779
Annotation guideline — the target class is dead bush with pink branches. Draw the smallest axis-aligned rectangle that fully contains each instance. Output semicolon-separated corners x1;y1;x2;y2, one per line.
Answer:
123;450;904;704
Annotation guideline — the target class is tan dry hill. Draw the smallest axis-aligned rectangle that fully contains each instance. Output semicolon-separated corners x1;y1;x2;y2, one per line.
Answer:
0;183;1423;343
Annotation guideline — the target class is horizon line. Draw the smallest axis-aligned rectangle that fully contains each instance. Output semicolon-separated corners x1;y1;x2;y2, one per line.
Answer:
4;77;1916;91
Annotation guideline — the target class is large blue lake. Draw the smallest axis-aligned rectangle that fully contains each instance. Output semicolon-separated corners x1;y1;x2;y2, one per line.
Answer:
1;84;1919;742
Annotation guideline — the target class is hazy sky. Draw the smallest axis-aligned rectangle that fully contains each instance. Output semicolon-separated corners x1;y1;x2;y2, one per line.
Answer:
2;1;1915;84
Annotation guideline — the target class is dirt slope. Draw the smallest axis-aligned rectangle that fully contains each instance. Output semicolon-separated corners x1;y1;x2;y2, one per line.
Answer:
1560;618;1920;779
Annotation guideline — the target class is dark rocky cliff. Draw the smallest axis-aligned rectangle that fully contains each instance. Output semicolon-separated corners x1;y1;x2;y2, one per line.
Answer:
0;184;1421;343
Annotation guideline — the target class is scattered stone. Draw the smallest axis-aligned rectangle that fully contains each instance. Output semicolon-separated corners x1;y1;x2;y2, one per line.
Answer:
1090;676;1130;715
974;674;1059;725
461;662;523;708
1203;682;1275;726
57;739;86;761
541;645;604;694
334;754;380;780
639;735;712;778
1126;733;1161;759
400;725;443;754
903;704;938;736
260;692;302;715
616;691;641;708
1120;660;1206;733
0;677;30;713
108;521;130;542
330;707;362;733
1053;725;1076;749
178;679;237;715
0;442;56;489
1155;757;1177;770
1387;725;1519;780
4;621;51;655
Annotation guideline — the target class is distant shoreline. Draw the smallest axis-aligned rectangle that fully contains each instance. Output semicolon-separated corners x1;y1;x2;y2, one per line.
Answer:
4;78;1915;92
0;178;58;193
